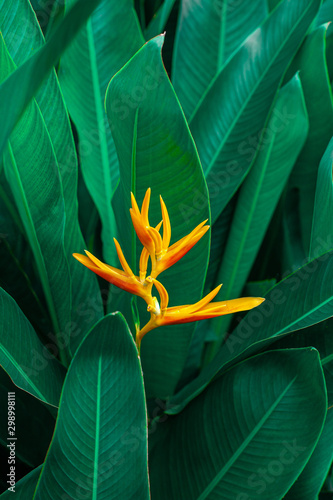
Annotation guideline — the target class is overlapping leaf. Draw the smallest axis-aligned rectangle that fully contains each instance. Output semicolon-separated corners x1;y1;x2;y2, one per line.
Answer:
59;0;144;264
211;75;308;341
168;248;333;414
105;36;210;399
34;313;149;500
0;0;104;356
190;0;321;222
310;138;333;259
0;288;65;407
0;0;104;159
286;25;333;258
172;0;268;118
151;349;326;499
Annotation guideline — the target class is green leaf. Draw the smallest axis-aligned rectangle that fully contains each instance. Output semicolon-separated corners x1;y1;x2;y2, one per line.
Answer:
0;287;65;407
172;0;268;119
1;38;71;362
0;368;55;468
105;36;210;399
286;25;333;257
0;465;42;498
0;1;104;355
266;321;333;498
150;348;327;500
211;75;309;341
167;248;333;414
0;0;105;159
59;0;144;265
315;0;333;26
33;312;149;499
310;138;333;259
190;0;321;222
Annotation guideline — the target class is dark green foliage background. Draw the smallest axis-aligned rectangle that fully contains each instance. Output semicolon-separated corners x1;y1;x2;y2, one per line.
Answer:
0;0;333;498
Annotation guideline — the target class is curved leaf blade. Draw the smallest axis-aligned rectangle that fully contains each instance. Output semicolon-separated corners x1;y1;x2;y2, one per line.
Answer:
59;0;144;264
168;248;333;414
212;75;308;338
150;349;326;500
0;0;104;159
172;0;268;118
0;287;65;407
34;313;149;500
190;0;321;222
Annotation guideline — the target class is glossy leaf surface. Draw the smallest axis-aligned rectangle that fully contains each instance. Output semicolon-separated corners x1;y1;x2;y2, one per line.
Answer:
151;349;326;499
212;75;308;336
34;313;149;500
190;0;321;222
0;0;104;355
0;287;65;407
172;0;268;118
59;0;144;264
168;248;333;414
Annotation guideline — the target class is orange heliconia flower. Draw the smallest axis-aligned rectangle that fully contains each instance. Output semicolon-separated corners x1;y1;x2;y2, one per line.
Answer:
73;189;264;352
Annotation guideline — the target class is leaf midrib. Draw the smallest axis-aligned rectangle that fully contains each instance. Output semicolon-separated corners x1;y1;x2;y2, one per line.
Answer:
197;377;296;499
6;142;60;333
192;0;315;176
0;343;45;402
86;18;115;236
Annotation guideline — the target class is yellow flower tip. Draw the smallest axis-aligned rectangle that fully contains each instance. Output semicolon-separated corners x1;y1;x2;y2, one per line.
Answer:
160;196;171;248
141;188;151;225
152;278;169;310
113;238;134;277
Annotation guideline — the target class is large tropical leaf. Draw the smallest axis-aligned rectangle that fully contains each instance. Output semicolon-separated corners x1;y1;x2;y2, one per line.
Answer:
267;320;333;498
1;1;104;356
190;0;321;222
0;0;105;159
1;38;71;362
0;287;65;407
0;368;55;468
0;466;42;498
105;36;210;399
210;75;308;342
310;138;333;259
172;0;268;119
286;24;333;258
167;248;333;414
34;313;150;500
150;348;326;500
59;0;144;265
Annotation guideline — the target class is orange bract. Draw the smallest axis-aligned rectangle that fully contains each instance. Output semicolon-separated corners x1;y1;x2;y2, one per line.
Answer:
73;189;264;352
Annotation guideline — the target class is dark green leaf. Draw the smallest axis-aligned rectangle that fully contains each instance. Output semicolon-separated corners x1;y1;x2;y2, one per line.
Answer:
211;75;308;341
172;0;268;118
190;0;321;222
0;0;105;159
59;0;144;265
287;25;333;257
0;287;65;407
168;248;333;414
150;348;326;500
34;313;149;499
